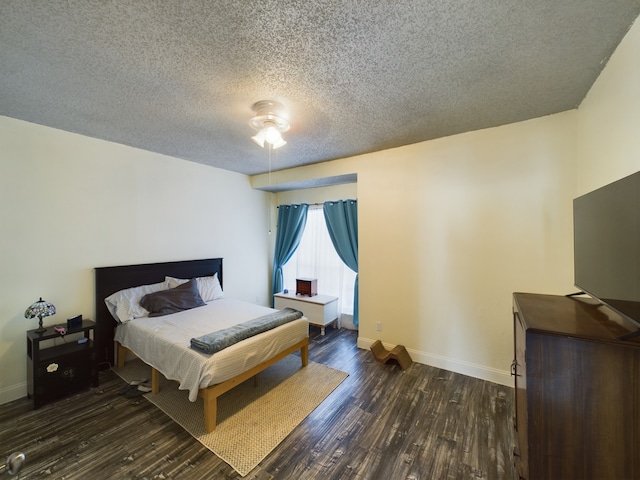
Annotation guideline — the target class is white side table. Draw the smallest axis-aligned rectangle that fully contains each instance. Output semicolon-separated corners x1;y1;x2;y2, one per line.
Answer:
274;292;339;335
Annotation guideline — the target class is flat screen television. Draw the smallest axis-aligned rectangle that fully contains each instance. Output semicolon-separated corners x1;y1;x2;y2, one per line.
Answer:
573;170;640;337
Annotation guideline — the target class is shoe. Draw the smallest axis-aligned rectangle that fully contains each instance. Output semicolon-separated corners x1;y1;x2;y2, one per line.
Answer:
119;378;148;395
125;384;151;398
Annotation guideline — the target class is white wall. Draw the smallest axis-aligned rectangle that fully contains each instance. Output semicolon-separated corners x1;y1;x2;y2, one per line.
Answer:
275;183;357;207
576;18;640;193
0;117;271;404
357;113;577;384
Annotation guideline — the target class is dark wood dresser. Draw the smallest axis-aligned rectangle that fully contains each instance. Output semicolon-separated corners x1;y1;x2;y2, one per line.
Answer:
512;293;640;480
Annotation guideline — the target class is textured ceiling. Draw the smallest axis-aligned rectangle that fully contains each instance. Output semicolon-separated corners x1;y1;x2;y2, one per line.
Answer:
1;1;639;178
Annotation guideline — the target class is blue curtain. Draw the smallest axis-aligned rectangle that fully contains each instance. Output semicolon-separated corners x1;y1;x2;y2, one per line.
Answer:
271;204;309;305
323;199;359;327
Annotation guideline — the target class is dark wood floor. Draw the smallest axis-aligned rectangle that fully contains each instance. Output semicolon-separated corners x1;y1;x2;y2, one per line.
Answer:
0;328;516;479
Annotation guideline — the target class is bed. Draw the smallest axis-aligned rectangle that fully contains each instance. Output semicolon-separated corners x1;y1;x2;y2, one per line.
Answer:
94;258;309;432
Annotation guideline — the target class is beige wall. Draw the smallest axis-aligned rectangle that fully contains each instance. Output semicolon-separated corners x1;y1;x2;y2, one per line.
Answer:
576;18;640;193
357;114;579;383
0;117;271;403
275;183;357;207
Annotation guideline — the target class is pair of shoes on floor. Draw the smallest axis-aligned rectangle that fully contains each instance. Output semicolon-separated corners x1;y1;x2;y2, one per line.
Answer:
126;384;152;398
119;378;150;397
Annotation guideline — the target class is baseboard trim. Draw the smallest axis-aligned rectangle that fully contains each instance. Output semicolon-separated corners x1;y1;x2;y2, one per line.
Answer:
0;382;27;406
357;336;512;387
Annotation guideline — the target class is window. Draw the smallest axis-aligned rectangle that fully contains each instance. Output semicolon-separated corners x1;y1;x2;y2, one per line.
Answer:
282;206;357;318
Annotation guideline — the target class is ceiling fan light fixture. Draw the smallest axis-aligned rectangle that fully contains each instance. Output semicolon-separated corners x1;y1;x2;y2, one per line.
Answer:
250;100;289;149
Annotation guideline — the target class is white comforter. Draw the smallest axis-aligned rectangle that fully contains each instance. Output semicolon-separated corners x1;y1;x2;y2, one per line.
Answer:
114;298;309;401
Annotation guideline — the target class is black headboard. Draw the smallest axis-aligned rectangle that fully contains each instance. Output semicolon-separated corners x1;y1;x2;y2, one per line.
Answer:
94;258;223;367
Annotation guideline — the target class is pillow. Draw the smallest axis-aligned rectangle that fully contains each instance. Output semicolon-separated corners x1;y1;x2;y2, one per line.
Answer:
105;280;170;323
165;276;188;288
196;273;225;301
140;279;206;317
165;272;224;302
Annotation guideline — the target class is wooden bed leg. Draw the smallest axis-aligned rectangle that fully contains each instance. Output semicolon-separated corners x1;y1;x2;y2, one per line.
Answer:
151;367;160;394
203;395;218;432
301;342;309;367
116;344;128;368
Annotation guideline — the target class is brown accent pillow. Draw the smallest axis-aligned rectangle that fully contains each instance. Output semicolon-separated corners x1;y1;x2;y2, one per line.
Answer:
140;278;206;317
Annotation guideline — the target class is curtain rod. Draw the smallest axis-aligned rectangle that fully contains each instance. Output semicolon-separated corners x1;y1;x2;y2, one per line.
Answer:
277;203;322;208
276;199;356;208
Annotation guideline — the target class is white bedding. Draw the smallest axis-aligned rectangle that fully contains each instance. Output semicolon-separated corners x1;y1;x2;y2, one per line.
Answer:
114;298;309;401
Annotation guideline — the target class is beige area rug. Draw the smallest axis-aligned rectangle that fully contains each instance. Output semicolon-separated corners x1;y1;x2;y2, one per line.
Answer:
115;356;348;476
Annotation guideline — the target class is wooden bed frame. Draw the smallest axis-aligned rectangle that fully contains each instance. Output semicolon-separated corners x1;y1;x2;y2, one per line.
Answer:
95;258;309;431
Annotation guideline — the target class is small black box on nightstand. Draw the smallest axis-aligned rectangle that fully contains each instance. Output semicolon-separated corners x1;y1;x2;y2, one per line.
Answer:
67;314;82;329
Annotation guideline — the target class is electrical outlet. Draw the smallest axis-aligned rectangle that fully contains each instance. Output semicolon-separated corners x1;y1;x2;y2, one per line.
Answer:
376;322;382;331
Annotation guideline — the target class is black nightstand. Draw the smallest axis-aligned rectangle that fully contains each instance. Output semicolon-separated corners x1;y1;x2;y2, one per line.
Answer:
26;320;98;409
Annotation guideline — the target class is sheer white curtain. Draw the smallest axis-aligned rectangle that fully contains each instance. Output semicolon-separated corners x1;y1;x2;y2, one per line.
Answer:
282;206;357;326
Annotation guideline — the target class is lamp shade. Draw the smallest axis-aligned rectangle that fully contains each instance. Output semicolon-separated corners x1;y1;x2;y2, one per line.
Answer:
25;297;56;333
251;122;287;149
